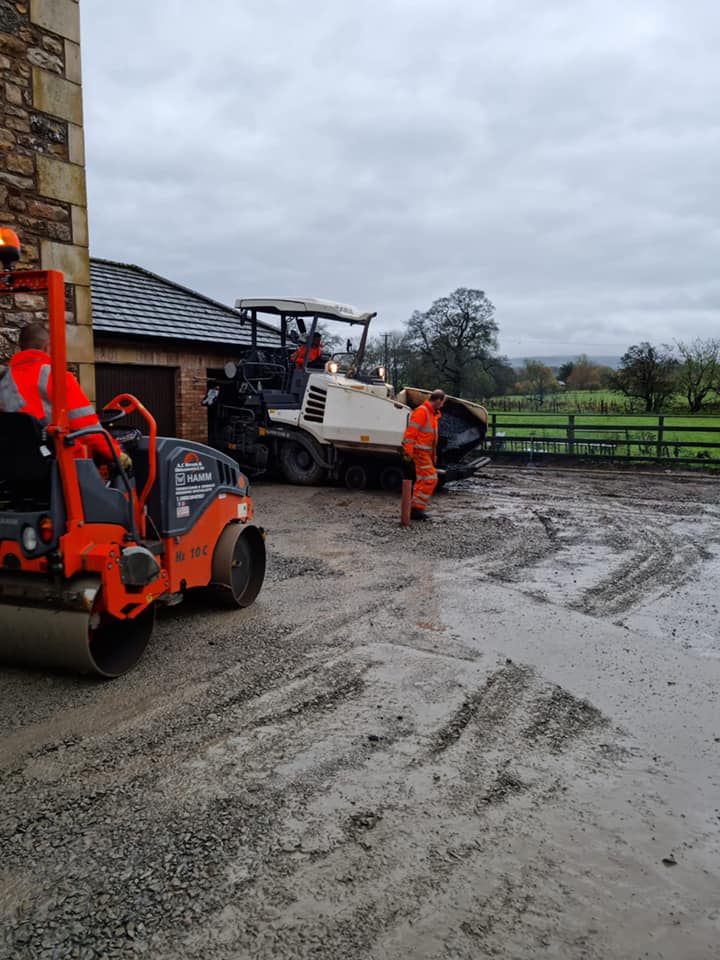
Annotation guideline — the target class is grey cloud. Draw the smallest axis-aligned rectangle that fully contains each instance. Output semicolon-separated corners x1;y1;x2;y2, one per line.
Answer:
80;0;720;356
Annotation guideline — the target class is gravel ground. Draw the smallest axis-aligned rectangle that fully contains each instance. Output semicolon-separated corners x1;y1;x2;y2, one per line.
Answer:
1;464;719;959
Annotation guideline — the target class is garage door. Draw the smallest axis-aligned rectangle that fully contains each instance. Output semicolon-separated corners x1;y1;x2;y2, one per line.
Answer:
95;364;177;437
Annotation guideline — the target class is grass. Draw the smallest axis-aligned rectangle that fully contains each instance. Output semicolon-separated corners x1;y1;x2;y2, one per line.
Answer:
484;410;720;462
485;389;720;416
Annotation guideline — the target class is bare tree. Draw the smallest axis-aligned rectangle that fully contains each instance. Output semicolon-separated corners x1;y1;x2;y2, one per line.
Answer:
565;354;604;391
406;288;498;396
676;338;720;413
363;331;414;392
516;360;558;403
611;343;678;413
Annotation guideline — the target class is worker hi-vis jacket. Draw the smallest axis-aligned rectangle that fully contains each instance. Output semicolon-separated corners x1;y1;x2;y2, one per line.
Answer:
402;399;441;512
0;349;119;461
291;342;322;370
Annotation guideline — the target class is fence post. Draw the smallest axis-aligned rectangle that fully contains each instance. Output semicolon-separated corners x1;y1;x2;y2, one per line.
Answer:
656;415;664;461
491;412;497;449
567;414;575;456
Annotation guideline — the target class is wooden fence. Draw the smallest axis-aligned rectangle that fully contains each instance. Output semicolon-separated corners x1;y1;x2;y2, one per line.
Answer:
487;414;720;464
489;397;636;415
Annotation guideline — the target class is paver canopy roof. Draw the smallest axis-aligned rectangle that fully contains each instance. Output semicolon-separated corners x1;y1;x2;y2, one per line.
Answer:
235;297;376;326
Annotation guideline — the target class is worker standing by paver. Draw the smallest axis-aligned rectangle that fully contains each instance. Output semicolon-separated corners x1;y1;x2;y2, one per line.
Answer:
402;388;446;520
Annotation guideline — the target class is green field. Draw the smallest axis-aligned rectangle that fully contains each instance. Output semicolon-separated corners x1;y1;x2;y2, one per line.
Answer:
486;389;720;416
485;411;720;462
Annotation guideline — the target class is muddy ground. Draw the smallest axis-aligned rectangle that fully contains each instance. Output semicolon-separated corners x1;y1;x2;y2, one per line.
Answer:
1;465;719;959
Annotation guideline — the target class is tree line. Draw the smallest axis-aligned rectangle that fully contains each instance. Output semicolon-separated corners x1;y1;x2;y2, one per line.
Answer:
363;288;516;398
363;287;720;414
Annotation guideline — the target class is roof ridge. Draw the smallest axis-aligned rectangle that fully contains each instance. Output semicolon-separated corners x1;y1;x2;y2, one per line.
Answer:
89;257;279;334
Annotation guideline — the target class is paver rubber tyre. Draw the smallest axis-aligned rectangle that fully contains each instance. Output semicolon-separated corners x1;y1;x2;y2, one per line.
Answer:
345;464;369;490
379;465;403;492
279;440;325;485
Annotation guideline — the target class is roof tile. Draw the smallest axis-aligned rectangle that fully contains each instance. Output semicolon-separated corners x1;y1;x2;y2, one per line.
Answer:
90;259;280;348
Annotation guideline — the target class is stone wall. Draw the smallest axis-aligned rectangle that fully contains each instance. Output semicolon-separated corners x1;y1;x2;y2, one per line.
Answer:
0;0;93;397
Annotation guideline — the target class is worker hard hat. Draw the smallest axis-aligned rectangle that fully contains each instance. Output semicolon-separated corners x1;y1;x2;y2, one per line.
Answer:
0;226;21;268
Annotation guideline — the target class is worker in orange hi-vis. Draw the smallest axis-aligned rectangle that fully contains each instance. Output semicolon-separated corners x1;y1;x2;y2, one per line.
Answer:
0;322;128;469
402;389;446;521
291;331;323;370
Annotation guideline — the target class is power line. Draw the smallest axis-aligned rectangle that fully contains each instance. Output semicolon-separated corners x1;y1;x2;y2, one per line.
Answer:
501;337;631;348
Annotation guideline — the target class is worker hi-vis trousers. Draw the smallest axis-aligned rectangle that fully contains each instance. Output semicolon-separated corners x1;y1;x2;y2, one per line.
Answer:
411;452;438;512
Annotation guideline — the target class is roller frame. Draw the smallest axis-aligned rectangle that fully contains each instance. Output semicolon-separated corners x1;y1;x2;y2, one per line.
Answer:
0;264;266;676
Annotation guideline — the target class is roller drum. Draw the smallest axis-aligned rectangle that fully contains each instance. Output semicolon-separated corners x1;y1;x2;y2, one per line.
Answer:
210;523;266;607
0;575;154;678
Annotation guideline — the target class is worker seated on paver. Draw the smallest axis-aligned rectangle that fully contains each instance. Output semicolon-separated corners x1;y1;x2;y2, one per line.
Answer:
0;322;130;471
291;332;324;370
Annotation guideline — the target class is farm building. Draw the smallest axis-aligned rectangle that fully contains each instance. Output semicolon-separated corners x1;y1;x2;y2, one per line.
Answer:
0;0;94;396
90;258;281;443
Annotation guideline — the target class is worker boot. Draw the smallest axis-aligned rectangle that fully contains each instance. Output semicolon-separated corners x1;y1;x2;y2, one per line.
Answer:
410;508;428;521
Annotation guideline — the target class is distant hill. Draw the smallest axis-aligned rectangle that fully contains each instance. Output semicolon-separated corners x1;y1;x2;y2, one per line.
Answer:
508;355;621;372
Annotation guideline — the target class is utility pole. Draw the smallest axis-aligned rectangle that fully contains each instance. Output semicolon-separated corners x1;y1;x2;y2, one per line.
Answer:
383;333;389;375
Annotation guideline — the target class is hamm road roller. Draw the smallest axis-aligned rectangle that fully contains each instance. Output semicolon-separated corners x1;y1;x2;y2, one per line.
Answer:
0;229;265;677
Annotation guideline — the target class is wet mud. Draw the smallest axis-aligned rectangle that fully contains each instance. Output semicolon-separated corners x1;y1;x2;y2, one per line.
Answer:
1;465;719;959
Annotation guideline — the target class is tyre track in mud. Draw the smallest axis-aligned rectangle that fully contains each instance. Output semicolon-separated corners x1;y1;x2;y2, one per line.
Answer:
149;657;622;960
1;472;717;959
0;600;622;960
464;468;720;620
570;508;706;618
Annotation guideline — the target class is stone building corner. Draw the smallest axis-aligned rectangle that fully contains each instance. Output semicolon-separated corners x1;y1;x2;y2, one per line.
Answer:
0;0;94;398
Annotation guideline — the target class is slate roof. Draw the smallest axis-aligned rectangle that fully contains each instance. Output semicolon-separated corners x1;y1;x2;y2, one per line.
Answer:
90;258;281;348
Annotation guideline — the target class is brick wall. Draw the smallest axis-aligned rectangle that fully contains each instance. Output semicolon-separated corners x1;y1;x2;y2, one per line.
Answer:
0;0;93;397
94;336;232;444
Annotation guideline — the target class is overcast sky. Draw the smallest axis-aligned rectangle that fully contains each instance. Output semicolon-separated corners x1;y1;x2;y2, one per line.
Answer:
80;0;720;358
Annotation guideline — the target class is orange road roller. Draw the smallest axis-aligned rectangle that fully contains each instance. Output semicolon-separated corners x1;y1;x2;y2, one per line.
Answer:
0;230;266;677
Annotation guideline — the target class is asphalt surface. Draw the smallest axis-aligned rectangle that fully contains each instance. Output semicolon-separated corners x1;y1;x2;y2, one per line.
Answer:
1;466;719;959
